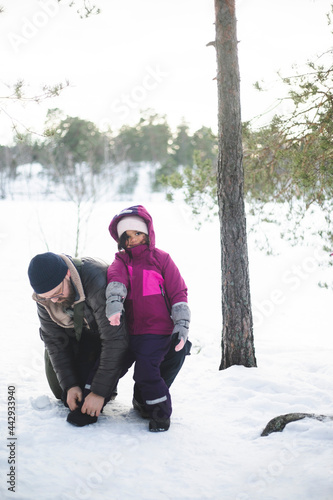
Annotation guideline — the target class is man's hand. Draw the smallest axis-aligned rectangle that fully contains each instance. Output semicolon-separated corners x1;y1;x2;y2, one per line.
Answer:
67;386;82;411
81;392;105;417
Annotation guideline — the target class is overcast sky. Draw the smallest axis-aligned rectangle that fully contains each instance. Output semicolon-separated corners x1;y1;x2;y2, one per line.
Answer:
1;0;332;144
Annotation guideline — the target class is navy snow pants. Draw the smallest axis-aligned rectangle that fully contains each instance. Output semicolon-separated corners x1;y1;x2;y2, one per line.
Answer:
127;334;173;420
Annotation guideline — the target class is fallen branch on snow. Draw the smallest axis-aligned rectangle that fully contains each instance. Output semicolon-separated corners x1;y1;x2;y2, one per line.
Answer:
261;413;333;436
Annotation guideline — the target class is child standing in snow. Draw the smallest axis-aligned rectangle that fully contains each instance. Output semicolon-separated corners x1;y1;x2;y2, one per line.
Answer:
105;205;190;432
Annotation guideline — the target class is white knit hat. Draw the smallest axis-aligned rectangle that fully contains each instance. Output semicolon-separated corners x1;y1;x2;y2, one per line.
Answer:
117;215;148;238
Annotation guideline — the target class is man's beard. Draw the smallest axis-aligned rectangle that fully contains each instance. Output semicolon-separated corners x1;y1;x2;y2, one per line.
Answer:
58;283;77;308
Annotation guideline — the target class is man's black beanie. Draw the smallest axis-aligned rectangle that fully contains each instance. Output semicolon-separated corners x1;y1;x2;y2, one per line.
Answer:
28;252;68;294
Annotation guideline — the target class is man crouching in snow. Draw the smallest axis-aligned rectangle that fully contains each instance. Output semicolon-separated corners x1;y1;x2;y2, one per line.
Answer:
28;252;191;427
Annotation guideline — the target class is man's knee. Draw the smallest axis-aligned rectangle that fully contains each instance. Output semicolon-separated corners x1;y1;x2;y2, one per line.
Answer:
44;349;63;400
160;337;192;387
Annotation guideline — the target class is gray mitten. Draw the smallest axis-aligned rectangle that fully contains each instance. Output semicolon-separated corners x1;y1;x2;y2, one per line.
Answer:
171;302;191;346
105;282;127;319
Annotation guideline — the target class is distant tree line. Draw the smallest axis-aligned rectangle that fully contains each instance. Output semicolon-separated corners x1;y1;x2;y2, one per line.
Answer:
0;108;217;199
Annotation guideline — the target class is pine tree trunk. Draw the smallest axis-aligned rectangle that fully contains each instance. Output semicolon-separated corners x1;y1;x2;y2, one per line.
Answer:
214;0;256;369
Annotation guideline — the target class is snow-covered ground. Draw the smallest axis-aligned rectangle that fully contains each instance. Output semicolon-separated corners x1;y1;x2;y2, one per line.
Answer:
0;168;332;500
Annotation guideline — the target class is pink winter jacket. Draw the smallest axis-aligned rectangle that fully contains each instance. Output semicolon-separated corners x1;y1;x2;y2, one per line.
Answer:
107;205;188;336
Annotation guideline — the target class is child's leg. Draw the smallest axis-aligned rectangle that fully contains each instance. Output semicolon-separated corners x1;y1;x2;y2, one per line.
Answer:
133;334;192;408
131;334;172;420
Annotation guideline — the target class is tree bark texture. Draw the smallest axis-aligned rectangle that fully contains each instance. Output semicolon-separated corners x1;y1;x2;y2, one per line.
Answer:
214;0;256;369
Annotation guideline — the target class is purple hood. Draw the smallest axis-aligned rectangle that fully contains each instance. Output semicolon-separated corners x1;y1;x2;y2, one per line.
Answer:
109;205;156;248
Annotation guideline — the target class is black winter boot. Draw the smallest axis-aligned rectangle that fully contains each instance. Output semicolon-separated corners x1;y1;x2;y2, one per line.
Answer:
132;397;150;419
149;417;170;432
